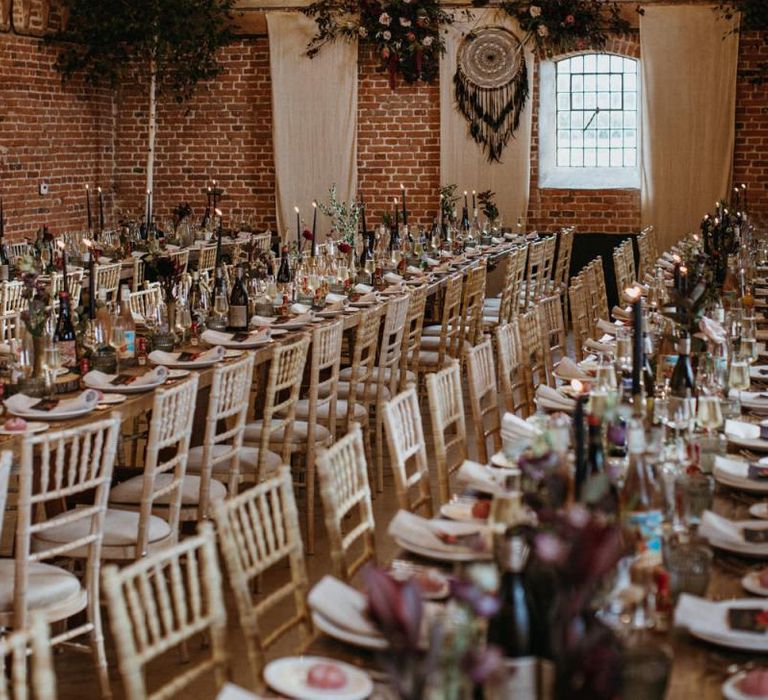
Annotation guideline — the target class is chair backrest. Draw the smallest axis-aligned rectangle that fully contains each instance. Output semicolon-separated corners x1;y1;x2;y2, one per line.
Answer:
376;294;410;395
537;294;567;383
307;318;344;440
466;339;502;464
0;451;12;545
15;419;120;629
0;613;56;700
613;244;631;301
6;242;31;263
102;523;228;700
316;424;376;582
401;285;428;388
438;273;464;364
211;467;310;689
554;227;575;290
539;235;558;293
198;354;255;517
168;248;190;275
340;307;381;432
495;320;532;418
129;284;163;320
252;335;310;480
94;262;123;302
50;270;84;308
636;231;651;280
198;245;218;275
623;238;637;285
569;282;590;362
383;387;433;517
497;244;528;324
252;232;273;253
426;360;467;504
585;257;609;324
459;263;487;350
519;307;548;393
0;311;21;343
136;376;199;557
1;281;26;314
523;237;547;308
132;257;145;289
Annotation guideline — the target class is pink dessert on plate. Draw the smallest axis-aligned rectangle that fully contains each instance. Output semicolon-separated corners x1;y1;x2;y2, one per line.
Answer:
3;417;27;432
306;662;348;690
738;669;768;697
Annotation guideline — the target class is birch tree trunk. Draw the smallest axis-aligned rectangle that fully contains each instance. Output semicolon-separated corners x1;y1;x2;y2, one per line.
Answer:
145;46;158;225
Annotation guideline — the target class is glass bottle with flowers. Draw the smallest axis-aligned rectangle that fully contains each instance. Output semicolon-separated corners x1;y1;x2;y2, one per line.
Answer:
16;259;51;394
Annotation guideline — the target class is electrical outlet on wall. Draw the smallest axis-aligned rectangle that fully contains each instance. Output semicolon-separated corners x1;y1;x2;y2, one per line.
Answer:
38;182;49;196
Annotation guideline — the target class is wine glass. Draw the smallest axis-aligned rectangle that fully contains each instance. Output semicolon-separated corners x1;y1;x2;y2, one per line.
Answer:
729;357;751;412
176;302;192;343
111;325;125;371
43;344;61;398
696;395;724;435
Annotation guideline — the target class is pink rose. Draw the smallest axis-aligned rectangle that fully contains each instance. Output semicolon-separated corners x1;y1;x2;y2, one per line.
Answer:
565;14;575;25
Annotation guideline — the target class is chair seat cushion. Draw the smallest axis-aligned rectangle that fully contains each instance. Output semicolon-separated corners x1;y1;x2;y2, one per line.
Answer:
339;366;416;385
243;420;331;445
109;474;227;506
0;559;82;613
187;445;282;477
335;381;391;403
419;336;471;352
295;398;366;422
33;509;172;548
417;350;452;368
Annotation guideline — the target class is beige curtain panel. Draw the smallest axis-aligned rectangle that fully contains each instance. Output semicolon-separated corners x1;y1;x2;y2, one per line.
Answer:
440;9;534;227
267;12;358;243
640;5;739;251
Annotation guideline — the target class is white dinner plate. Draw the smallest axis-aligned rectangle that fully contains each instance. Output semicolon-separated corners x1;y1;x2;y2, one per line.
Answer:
725;433;768;453
688;599;768;652
750;365;768;381
310;612;387;651
0;421;48;436
742;571;768;597
388;565;450;600
715;468;768;495
439;501;487;524
316;309;344;318
750;503;768;520
392;535;492;563
168;369;190;380
706;525;768;559
84;375;165;394
7;405;94;421
148;353;223;370
200;330;272;349
224;349;244;359
263;656;373;700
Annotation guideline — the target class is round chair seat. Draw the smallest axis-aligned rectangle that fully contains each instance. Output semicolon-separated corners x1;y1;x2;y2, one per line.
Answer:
109;473;227;507
0;559;83;617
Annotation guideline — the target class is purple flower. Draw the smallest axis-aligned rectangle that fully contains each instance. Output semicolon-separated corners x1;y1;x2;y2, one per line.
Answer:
462;645;506;685
535;532;566;564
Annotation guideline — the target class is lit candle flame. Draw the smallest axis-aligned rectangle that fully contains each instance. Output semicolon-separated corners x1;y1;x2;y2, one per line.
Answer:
463;190;468;196
312;201;317;209
571;379;584;395
83;238;93;249
625;285;641;302
472;189;476;195
97;186;102;194
400;183;405;190
85;184;89;191
294;206;300;214
56;240;66;251
672;254;681;263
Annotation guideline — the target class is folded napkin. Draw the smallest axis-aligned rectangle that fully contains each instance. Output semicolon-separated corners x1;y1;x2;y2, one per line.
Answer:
86;366;168;388
352;292;377;304
584;338;616;355
491;236;503;245
658;259;674;271
674;594;732;639
388;510;486;554
715;455;752;480
439;250;452;258
307;575;381;638
325;292;347;305
6;390;100;415
612;306;632;322
535;385;576;412
384;272;403;285
148;346;225;366
596;319;622;336
457;460;515;495
501;413;542;445
731;389;768;406
249;315;275;326
354;283;373;294
274;313;313;326
424;257;439;267
725;419;761;440
555;357;592;381
699;317;727;345
201;329;269;345
290;303;311;315
699;510;745;545
406;265;424;276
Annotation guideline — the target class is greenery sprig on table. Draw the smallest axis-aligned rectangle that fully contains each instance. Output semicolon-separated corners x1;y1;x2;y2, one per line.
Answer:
302;0;458;88
317;185;361;250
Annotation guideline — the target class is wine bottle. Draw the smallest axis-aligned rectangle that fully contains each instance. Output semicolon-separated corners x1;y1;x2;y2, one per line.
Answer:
276;247;292;284
670;334;696;400
587;414;605;477
621;419;664;554
54;290;78;372
114;285;136;365
228;267;249;332
643;331;656;418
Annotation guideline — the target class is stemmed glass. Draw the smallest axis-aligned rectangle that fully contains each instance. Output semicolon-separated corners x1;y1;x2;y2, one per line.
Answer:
176;302;192;343
43;344;61;398
729;357;751;412
696;394;724;435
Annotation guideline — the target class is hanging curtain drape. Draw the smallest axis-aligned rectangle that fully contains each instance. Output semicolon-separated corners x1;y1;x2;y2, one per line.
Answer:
440;9;534;227
267;12;357;242
640;5;739;251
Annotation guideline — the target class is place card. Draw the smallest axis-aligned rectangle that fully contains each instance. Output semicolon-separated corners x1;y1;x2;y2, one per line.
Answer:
748;464;768;480
176;351;201;362
727;607;768;633
31;398;59;412
743;528;768;544
230;332;251;343
110;374;137;386
760;425;768;440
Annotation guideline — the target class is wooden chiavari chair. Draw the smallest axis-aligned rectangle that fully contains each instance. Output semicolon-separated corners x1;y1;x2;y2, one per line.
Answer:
252;231;273;253
539;234;558;295
0;613;56;700
522;237;547;309
519;307;549;393
15;419;119;698
483;244;528;328
6;242;31;263
316;424;376;582
636;230;652;280
102;523;228;700
0;311;21;343
466;339;502;464
553;227;575;321
538;294;568;383
131;256;145;289
243;335;310;484
252;320;341;551
415;273;463;375
197;244;218;276
93;262;122;302
426;360;468;505
495;320;532;417
212;467;310;691
1;280;25;314
383;387;433;517
104;377;199;560
584;257;609;326
50;270;84;308
168;248;190;274
569;281;591;362
458;263;487;351
400;285;427;390
128;284;162;321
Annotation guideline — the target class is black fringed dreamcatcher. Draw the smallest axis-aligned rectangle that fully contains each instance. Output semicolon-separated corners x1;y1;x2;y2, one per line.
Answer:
454;27;529;163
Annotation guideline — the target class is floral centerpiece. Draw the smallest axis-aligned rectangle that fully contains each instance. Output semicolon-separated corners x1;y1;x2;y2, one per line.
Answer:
477;190;500;225
317;184;360;255
142;249;185;304
302;0;457;88
472;0;629;56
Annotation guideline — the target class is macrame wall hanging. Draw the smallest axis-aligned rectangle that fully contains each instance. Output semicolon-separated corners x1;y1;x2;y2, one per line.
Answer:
454;26;529;163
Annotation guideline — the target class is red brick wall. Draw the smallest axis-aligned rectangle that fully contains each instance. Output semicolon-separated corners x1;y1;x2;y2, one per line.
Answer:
527;35;642;234
0;32;114;240
113;38;276;232
733;30;768;221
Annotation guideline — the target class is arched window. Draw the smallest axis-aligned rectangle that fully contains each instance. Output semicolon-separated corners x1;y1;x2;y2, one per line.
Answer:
539;53;640;189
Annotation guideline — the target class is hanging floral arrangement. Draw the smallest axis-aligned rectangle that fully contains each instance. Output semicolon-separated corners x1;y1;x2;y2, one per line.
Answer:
717;2;768;82
302;0;457;88
469;0;629;57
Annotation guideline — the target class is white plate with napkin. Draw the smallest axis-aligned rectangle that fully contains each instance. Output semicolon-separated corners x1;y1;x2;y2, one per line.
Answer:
388;510;491;562
725;419;768;452
5;390;100;420
272;313;314;330
584;338;616;356
501;413;542;455
263;656;373;700
457;460;518;496
201;329;271;349
674;594;768;652
732;389;768;414
554;357;592;382
84;366;169;394
750;365;768;382
149;346;225;369
307;576;386;650
535;385;576;413
714;455;768;494
699;510;768;558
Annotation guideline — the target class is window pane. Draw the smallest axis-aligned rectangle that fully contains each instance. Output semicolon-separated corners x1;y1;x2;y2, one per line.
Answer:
571;74;584;91
584;54;596;72
559;59;572;74
597;129;610;147
625;73;636;91
624;149;637;166
597;149;610;166
610;92;623;109
558;112;570;128
624;112;637;128
597;74;610;91
623;130;636;147
583;92;597;110
625;93;637;110
571;92;584;109
584;150;597;167
597;111;610;128
571;131;584;148
610;55;623;72
570;112;584;129
584;74;597;92
571;55;583;72
571;150;584;167
584;130;597;146
558;130;571;148
610;150;623;167
597;92;610;109
611;129;623;147
610;74;623;92
597;54;611;72
557;93;570;110
558;148;570;166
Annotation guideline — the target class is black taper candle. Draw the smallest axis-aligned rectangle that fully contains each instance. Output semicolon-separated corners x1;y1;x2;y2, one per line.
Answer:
311;202;317;258
400;184;407;227
98;186;105;233
0;197;4;239
631;291;643;396
574;393;588;500
85;185;92;231
86;248;96;320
